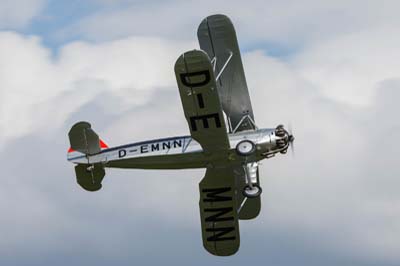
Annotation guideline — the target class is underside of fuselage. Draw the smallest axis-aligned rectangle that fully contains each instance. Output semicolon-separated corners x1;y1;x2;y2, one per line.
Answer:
106;152;208;169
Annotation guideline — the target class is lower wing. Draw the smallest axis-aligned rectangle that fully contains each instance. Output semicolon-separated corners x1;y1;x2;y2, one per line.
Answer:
199;165;240;256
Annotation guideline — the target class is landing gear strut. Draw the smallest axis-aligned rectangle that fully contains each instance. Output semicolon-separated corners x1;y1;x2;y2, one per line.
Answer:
242;161;262;198
236;140;262;198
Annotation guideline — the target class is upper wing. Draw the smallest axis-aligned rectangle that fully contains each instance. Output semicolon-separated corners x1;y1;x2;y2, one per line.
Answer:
199;165;240;256
197;14;255;132
175;49;230;153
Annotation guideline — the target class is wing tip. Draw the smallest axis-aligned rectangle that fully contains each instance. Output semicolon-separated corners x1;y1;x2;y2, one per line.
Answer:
203;243;240;256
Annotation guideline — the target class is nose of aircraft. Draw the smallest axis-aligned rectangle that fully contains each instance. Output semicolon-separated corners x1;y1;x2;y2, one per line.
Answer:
275;125;295;155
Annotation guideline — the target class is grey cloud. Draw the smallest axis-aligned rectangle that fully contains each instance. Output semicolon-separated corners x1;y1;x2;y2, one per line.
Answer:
1;57;400;265
56;0;400;52
1;2;400;264
0;0;46;29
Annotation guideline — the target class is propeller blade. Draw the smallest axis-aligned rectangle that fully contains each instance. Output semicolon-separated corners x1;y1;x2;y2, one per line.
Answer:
290;139;295;157
287;123;295;157
288;123;293;135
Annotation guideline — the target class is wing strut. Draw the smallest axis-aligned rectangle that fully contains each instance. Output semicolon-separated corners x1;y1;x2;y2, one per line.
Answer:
211;57;217;71
215;51;233;81
232;115;258;133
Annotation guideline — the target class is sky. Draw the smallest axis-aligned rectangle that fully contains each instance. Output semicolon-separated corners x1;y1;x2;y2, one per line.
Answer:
0;0;399;265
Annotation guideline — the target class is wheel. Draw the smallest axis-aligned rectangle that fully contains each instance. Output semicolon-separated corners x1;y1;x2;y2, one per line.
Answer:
243;184;262;198
236;140;256;156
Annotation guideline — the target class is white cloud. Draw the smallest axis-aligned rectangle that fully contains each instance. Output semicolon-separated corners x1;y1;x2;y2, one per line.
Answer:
0;0;46;29
1;3;400;263
243;50;400;261
50;0;400;109
293;26;400;106
0;32;193;143
63;0;400;47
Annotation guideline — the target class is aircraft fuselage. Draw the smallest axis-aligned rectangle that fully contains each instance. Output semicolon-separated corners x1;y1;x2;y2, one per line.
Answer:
67;128;289;169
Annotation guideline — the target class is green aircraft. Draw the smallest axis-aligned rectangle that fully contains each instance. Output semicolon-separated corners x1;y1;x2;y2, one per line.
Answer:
67;14;294;256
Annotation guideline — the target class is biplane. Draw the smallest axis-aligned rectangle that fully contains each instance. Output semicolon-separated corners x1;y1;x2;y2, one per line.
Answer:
67;14;294;256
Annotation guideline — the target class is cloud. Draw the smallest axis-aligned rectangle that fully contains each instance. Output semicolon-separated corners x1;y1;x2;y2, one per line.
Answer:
0;31;193;144
1;2;400;264
1;44;399;264
0;0;46;29
59;0;400;49
244;52;400;262
293;26;400;106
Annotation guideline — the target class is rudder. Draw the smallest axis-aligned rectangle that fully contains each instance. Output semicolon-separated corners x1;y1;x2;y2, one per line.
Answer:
68;121;101;155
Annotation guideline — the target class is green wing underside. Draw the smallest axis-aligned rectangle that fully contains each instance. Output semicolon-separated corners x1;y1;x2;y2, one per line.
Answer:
175;50;230;153
175;17;261;256
197;14;255;132
199;165;261;256
199;166;240;256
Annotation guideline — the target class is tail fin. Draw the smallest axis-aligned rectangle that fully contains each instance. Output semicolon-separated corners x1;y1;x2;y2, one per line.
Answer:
68;121;108;192
68;121;108;155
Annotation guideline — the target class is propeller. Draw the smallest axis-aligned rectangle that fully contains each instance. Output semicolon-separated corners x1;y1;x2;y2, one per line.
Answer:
287;123;295;156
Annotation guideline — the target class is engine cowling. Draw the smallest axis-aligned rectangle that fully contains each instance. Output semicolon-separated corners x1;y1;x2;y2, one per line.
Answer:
274;125;295;154
275;125;288;148
275;125;286;137
276;139;286;148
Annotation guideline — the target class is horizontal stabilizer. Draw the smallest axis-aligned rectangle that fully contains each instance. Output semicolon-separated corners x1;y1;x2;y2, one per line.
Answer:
75;163;105;191
68;121;101;155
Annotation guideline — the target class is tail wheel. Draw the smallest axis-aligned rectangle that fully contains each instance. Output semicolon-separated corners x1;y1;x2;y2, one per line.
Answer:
243;184;262;198
236;140;256;156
